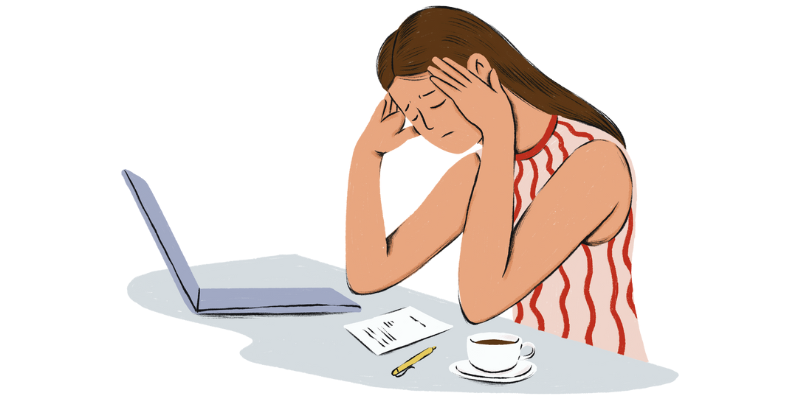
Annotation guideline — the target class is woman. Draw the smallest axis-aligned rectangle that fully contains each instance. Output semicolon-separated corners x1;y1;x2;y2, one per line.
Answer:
346;6;647;361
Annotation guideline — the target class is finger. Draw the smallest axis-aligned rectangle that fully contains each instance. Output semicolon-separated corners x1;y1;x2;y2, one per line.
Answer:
429;58;466;87
391;100;403;119
390;102;404;119
383;103;406;126
438;57;476;85
375;98;388;119
429;76;461;102
381;94;393;119
432;57;471;85
396;125;420;140
428;67;462;93
427;65;460;89
387;100;395;118
381;94;399;122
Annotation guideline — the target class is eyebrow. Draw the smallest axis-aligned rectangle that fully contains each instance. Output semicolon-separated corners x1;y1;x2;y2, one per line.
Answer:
421;90;435;97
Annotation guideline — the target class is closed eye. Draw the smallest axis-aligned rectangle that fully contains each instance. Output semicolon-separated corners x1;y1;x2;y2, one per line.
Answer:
430;99;446;109
411;114;419;122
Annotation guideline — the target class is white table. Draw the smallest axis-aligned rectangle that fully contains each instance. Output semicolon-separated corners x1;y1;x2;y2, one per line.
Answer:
128;254;677;394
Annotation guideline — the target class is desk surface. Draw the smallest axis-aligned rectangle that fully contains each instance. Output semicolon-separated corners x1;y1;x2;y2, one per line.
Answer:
127;255;677;394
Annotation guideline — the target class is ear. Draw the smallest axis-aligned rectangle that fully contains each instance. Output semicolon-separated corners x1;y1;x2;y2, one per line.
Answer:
467;53;491;85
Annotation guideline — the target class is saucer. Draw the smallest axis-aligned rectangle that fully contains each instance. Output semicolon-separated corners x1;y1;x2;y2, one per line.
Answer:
449;360;536;383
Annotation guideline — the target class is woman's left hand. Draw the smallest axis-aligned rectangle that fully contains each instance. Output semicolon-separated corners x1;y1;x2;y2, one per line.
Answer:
428;57;514;145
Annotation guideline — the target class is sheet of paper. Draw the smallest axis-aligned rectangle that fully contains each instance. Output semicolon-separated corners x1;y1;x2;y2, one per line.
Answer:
344;307;452;355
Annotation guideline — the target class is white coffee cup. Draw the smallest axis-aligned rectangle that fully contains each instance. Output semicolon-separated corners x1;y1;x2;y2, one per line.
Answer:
466;332;536;373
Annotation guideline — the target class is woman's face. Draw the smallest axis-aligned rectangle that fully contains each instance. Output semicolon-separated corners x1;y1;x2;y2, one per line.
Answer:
388;73;482;154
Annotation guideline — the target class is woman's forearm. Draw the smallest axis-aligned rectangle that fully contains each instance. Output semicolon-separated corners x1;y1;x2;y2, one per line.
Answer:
345;143;389;293
459;136;516;321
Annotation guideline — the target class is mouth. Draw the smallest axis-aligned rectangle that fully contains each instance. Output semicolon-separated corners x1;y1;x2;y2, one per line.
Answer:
441;131;454;138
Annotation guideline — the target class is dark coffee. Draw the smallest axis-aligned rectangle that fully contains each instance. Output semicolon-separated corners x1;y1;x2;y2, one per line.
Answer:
475;339;516;345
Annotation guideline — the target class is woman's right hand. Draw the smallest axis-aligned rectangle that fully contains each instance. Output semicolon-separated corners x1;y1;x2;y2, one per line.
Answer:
357;94;419;155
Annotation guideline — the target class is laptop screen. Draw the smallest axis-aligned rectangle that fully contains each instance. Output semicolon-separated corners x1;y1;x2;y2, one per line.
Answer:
123;170;200;311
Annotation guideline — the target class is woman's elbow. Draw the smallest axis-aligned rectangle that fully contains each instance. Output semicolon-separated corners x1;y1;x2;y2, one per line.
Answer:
346;267;384;295
346;272;371;294
459;293;497;324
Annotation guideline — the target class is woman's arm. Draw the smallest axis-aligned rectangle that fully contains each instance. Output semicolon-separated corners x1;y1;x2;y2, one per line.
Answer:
459;139;631;323
346;95;480;294
428;56;631;323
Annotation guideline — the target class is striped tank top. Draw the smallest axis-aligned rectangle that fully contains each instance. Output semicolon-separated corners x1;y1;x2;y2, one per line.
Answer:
476;114;647;362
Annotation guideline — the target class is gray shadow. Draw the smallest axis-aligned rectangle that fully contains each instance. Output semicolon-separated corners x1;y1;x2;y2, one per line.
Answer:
127;254;678;393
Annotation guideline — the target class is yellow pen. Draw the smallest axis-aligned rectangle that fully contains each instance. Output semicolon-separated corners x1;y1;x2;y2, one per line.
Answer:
392;346;436;377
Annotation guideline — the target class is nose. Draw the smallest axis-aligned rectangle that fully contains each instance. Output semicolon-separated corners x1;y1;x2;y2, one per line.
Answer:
417;108;434;131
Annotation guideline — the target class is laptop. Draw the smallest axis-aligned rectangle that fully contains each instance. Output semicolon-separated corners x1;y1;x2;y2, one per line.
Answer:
122;169;361;315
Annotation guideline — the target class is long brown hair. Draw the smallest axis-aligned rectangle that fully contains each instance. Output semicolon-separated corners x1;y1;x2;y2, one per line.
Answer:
377;6;625;147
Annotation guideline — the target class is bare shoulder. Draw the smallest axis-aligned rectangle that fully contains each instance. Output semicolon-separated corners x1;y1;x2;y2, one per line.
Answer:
557;139;632;244
570;139;630;172
551;139;631;188
519;139;632;247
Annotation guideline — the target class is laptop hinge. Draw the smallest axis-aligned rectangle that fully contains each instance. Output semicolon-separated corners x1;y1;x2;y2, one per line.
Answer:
195;288;201;312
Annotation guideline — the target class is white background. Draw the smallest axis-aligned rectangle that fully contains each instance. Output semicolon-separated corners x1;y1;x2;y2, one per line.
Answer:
2;1;798;398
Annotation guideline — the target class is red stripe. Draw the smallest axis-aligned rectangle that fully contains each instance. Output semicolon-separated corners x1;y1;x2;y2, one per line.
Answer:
607;238;626;355
512;160;524;222
530;284;545;331
553;131;569;161
622;210;637;317
558;120;594;141
528;159;539;200
558;266;570;339
543;145;555;175
622;210;634;272
514;302;524;324
515;114;558;161
627;284;636;318
582;244;596;345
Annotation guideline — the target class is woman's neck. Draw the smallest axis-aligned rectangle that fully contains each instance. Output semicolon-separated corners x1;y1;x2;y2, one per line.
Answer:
507;91;553;154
